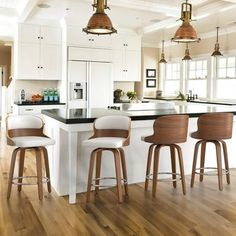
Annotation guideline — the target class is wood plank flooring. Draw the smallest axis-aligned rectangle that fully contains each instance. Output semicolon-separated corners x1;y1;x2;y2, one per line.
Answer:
1;129;236;235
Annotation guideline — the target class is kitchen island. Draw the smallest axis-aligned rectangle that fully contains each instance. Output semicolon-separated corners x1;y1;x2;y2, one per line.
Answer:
42;103;236;204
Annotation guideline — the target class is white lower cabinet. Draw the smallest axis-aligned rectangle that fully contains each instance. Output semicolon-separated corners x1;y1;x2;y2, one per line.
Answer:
13;104;65;116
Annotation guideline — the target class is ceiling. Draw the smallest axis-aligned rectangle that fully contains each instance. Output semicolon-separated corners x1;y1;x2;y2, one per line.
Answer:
1;0;236;47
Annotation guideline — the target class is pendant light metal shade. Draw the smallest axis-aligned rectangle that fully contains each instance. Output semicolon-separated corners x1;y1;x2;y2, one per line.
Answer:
83;0;117;35
211;27;223;57
159;40;167;64
172;0;200;43
182;43;192;60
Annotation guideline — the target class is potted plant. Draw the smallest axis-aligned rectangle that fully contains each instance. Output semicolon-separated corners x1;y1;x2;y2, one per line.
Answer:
126;91;137;102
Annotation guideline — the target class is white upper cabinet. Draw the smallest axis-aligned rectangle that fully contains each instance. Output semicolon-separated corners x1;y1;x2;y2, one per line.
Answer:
112;34;141;50
18;24;61;45
67;25;112;49
112;34;141;81
15;23;62;80
17;43;41;79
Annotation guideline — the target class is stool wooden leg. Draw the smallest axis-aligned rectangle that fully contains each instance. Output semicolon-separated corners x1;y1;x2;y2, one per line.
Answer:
95;150;102;195
145;144;155;191
152;145;161;198
170;145;176;188
35;148;43;200
113;149;123;203
191;141;201;188
7;148;20;199
119;148;128;196
214;141;223;191
200;141;206;182
221;140;230;184
42;147;51;193
18;148;25;192
175;145;186;195
86;150;96;203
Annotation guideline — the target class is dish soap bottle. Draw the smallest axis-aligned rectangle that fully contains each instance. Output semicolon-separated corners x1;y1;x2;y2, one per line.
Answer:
53;88;59;102
48;88;54;102
43;88;49;102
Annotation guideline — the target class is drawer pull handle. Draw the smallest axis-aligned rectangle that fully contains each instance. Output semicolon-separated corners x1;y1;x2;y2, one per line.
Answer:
25;109;33;111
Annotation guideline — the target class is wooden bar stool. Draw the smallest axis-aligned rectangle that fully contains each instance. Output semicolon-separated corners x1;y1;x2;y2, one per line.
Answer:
190;112;233;190
83;115;131;203
142;115;189;197
6;115;55;200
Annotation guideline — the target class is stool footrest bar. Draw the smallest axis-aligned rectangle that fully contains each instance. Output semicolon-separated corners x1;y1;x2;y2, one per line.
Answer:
195;167;229;176
146;172;182;182
12;176;50;186
92;177;127;188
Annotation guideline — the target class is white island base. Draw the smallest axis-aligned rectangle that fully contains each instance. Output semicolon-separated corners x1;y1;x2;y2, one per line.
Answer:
43;115;236;204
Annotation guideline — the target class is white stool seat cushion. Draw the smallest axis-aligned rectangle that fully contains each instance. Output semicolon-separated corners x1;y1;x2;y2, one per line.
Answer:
11;136;55;148
83;137;126;149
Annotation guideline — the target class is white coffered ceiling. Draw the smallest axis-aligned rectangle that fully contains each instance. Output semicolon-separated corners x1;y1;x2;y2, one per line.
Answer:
1;0;236;47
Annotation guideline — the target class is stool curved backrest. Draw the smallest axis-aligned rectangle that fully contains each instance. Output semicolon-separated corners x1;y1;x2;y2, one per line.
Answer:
90;115;131;146
144;115;189;144
191;112;233;140
6;115;45;146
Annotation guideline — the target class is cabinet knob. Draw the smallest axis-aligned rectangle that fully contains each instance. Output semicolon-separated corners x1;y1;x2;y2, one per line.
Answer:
38;36;40;39
37;66;40;69
41;66;43;69
41;37;43;39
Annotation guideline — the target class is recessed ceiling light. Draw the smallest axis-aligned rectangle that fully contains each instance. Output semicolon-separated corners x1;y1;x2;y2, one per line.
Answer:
37;3;51;9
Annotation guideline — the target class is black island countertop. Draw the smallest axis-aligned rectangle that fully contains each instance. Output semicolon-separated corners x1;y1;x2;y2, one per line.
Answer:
42;103;236;124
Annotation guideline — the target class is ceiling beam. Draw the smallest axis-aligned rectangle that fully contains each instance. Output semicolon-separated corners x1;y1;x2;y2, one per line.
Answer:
110;0;179;16
18;0;41;23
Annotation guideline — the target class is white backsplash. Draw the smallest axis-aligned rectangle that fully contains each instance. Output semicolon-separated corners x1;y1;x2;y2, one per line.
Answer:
114;82;135;100
14;80;58;101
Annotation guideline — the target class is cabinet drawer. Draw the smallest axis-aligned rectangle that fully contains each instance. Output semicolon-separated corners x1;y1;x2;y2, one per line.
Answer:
18;107;42;115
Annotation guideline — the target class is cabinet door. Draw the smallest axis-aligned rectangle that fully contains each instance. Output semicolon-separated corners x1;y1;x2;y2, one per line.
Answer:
40;45;61;80
125;50;141;81
18;24;40;43
92;35;112;48
112;50;125;81
40;26;61;45
17;43;40;80
67;26;111;48
112;35;141;50
67;26;91;47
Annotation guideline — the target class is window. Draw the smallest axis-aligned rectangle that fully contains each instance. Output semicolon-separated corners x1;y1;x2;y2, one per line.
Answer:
187;59;207;98
216;56;236;99
218;57;236;78
163;62;180;96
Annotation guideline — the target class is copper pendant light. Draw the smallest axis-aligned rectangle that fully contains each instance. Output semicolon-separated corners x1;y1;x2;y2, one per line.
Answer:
83;0;117;35
211;27;223;57
172;0;200;43
159;40;167;64
182;43;192;60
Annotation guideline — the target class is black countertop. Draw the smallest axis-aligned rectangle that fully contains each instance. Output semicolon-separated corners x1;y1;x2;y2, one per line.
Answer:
42;103;236;124
15;101;66;106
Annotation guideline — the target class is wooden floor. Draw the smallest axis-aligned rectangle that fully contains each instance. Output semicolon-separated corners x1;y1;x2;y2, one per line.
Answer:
2;131;236;235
